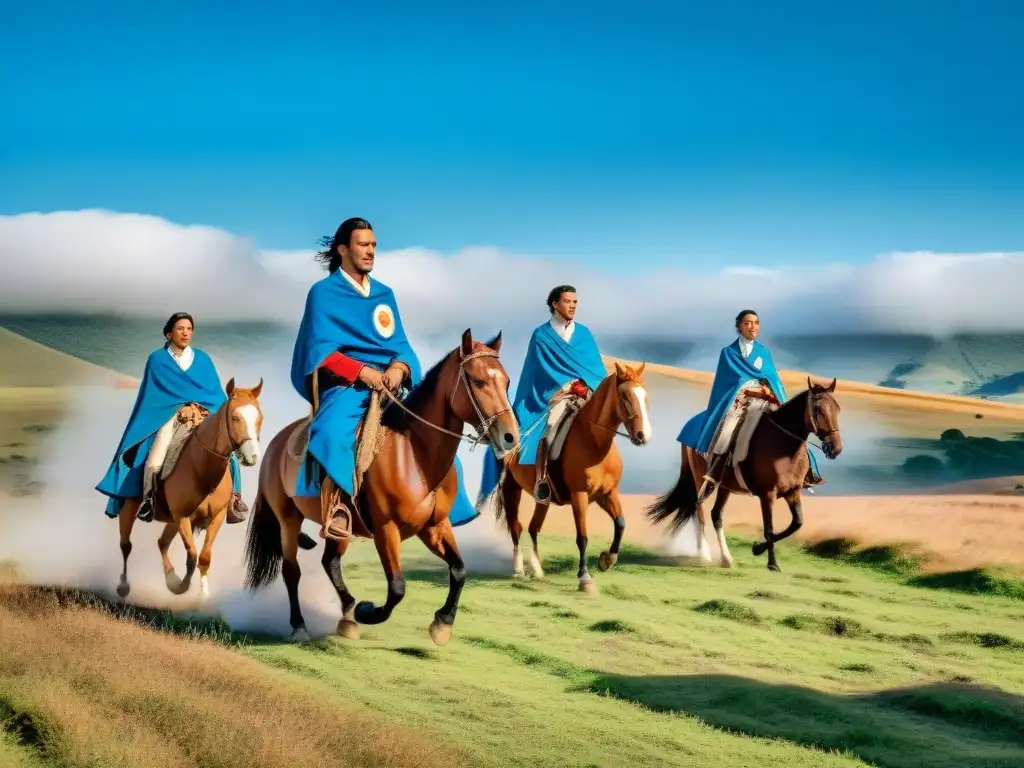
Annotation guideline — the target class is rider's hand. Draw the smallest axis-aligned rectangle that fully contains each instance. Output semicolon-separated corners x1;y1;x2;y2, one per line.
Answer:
383;363;406;392
357;366;385;390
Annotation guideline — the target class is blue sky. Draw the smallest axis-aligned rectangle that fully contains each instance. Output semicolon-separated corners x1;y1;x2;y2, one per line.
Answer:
2;0;1022;269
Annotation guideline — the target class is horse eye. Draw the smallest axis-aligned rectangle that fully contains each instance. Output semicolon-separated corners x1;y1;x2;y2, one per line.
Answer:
473;378;486;388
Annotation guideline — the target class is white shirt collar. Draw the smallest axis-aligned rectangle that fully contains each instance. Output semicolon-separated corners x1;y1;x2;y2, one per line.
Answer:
167;344;194;371
549;315;575;342
738;336;754;358
338;268;371;297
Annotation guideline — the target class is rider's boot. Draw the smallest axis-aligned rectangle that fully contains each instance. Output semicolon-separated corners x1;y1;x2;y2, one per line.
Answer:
320;478;353;541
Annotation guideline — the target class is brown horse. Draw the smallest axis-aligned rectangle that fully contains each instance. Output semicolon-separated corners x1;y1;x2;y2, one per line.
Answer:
645;377;843;571
117;378;265;601
492;362;651;592
243;329;518;645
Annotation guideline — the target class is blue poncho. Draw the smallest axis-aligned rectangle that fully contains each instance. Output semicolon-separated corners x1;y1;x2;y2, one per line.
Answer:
96;347;241;518
478;320;607;504
677;338;820;476
290;270;478;526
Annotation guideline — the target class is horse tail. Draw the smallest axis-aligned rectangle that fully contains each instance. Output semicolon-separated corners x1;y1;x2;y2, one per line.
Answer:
644;451;699;534
243;490;283;591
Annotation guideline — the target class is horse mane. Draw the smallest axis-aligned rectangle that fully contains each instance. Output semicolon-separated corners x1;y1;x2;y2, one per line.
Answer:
380;349;455;433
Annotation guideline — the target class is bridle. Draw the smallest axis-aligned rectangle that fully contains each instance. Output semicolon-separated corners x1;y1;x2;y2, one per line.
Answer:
577;380;642;442
766;389;839;453
192;400;251;459
381;347;511;448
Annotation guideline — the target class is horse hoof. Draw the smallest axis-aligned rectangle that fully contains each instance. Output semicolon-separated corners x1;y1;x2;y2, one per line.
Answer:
298;532;318;551
165;572;188;595
289;627;312;643
513;570;527;580
597;552;617;572
429;619;453;646
720;558;734;569
767;563;781;572
337;619;360;640
578;579;598;594
116;581;130;599
751;541;766;557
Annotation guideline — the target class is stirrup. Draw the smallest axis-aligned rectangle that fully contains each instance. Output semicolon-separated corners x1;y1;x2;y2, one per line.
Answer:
137;497;155;523
321;504;352;541
534;478;552;503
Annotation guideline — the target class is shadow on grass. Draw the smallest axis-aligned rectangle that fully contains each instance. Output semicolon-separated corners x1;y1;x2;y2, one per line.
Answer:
585;672;1024;768
470;636;1024;768
804;539;1024;602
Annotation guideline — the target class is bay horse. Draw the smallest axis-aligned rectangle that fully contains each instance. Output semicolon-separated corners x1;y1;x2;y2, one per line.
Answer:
243;329;518;645
117;378;265;601
493;362;651;592
645;377;842;571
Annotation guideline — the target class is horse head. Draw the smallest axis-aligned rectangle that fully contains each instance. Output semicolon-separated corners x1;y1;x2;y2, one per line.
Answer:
224;377;265;467
806;376;842;459
451;329;519;458
613;361;652;446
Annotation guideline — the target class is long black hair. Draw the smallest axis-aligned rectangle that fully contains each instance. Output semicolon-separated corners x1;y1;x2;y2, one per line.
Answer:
314;217;373;273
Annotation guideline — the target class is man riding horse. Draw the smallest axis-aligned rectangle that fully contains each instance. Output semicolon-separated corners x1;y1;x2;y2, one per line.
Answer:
290;217;479;541
479;284;607;505
677;308;823;497
96;312;249;524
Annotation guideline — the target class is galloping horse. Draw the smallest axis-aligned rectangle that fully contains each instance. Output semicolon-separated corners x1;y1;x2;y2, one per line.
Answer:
493;362;651;592
117;378;264;601
243;330;518;645
646;377;842;571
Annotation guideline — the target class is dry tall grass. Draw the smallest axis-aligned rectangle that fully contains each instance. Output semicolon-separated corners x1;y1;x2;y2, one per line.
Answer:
0;582;460;768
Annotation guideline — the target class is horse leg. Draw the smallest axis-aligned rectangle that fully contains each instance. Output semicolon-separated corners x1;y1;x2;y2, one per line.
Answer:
527;501;549;579
354;521;405;625
751;492;781;571
710;487;734;568
196;507;226;603
418;518;465;646
769;490;805;549
502;475;526;578
321;537;359;640
157;521;179;586
116;499;139;598
570;491;597;593
279;511;310;641
595;488;625;572
164;516;199;595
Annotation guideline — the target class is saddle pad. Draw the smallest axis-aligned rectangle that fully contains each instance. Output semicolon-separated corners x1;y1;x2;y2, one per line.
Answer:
733;397;775;464
710;379;759;455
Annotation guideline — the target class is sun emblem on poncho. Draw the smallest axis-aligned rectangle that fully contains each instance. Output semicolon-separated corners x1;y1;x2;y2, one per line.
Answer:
373;304;395;338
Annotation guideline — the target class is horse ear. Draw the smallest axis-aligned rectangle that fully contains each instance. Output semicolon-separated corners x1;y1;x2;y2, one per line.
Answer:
225;377;235;396
614;361;626;379
635;361;646;376
828;377;837;392
251;378;263;397
461;328;473;358
807;375;813;391
486;330;503;353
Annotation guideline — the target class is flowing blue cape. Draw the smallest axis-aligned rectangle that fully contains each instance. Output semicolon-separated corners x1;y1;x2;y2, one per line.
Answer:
290;271;477;526
96;347;241;517
478;320;607;504
677;339;820;476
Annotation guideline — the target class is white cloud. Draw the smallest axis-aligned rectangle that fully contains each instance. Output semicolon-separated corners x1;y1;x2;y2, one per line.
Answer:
2;209;1022;340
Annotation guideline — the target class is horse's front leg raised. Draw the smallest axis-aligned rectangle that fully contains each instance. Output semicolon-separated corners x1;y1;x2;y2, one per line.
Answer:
570;491;597;593
417;518;465;646
355;521;406;625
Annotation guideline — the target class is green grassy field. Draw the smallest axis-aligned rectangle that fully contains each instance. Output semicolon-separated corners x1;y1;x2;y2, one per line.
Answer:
3;533;1022;766
96;533;1024;768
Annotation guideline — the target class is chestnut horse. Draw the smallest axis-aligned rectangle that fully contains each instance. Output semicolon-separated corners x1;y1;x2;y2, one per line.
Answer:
492;362;651;592
117;378;265;601
645;377;843;571
243;330;518;645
